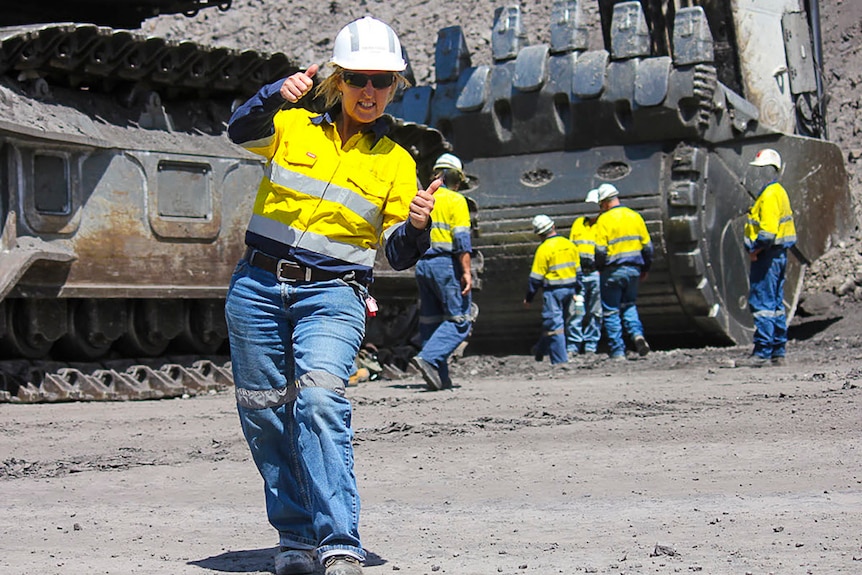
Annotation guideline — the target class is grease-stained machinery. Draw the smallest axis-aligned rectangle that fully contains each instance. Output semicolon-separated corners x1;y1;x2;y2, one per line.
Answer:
0;1;851;400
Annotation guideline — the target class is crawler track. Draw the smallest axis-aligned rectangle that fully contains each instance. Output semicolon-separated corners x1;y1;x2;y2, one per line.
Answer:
0;23;293;99
0;356;233;403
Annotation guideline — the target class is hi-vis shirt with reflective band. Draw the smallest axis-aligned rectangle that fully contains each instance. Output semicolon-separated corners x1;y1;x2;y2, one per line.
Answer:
530;235;580;286
594;205;653;270
744;181;796;252
236;106;417;271
425;186;472;256
568;216;596;265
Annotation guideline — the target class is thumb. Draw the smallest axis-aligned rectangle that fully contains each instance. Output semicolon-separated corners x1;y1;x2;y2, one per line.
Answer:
427;178;443;195
305;63;319;78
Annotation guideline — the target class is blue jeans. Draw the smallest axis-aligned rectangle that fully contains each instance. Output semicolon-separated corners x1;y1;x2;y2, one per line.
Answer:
749;248;787;359
535;285;576;364
600;265;644;358
225;259;367;562
415;256;472;382
566;271;602;353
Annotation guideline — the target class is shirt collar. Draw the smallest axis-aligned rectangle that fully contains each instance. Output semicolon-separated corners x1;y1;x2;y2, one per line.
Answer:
311;108;393;146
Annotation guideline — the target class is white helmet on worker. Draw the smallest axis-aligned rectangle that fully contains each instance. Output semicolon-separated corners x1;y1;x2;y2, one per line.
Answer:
433;153;464;176
596;183;619;202
331;16;407;72
585;188;600;204
532;214;554;235
750;148;782;171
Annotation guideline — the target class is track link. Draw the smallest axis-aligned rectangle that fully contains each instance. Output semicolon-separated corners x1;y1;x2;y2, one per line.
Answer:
0;23;294;99
0;356;233;403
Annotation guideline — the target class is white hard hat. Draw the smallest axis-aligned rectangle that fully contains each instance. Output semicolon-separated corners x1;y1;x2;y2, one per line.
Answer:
750;148;782;170
433;153;464;174
532;214;554;235
585;188;600;204
596;183;619;202
331;16;407;72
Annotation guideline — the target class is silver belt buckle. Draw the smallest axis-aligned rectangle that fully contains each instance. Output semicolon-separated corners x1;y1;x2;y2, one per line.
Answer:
276;259;311;282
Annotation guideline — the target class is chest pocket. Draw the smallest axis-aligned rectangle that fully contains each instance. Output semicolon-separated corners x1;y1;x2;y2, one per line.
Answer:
347;166;390;203
281;147;319;171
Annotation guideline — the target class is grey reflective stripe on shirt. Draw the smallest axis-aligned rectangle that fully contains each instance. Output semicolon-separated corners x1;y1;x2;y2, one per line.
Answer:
606;249;645;263
268;163;384;228
607;234;643;245
235;370;347;409
242;134;275;150
248;214;378;267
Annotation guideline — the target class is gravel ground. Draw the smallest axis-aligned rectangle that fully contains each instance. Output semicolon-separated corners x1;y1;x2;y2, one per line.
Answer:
2;301;861;574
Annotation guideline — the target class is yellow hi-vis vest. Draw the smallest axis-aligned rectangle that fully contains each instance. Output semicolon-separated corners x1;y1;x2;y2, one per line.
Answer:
744;182;796;251
568;216;596;261
594;205;651;268
242;108;417;268
529;235;581;287
427;186;472;254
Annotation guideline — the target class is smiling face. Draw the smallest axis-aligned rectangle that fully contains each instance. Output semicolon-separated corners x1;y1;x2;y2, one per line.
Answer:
337;69;396;130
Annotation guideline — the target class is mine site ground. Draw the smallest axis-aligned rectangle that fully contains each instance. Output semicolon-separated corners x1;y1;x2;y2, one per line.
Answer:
1;1;861;574
1;301;861;575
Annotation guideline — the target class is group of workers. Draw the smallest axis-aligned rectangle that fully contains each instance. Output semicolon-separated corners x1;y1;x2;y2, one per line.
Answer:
524;183;653;364
218;13;797;575
522;148;795;368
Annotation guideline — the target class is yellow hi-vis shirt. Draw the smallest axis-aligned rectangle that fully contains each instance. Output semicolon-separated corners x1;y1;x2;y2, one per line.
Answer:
529;235;580;287
426;186;472;255
744;182;796;252
594;205;652;269
242;107;417;268
568;216;596;269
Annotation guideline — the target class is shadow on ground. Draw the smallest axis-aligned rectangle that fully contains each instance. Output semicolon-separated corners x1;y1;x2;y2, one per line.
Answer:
189;547;275;573
788;315;843;341
189;547;387;573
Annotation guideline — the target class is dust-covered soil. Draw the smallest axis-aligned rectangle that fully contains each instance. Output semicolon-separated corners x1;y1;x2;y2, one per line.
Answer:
2;300;861;575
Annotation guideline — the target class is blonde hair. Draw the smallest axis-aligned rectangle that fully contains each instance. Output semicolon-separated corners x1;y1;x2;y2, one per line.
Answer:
315;64;411;110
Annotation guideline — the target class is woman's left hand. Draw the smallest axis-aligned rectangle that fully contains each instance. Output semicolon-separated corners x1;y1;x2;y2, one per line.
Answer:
409;178;441;229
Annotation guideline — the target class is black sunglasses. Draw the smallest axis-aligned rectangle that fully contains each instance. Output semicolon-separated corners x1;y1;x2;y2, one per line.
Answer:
342;71;396;89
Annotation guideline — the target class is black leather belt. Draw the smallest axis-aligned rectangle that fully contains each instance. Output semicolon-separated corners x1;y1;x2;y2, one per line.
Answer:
244;248;348;283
